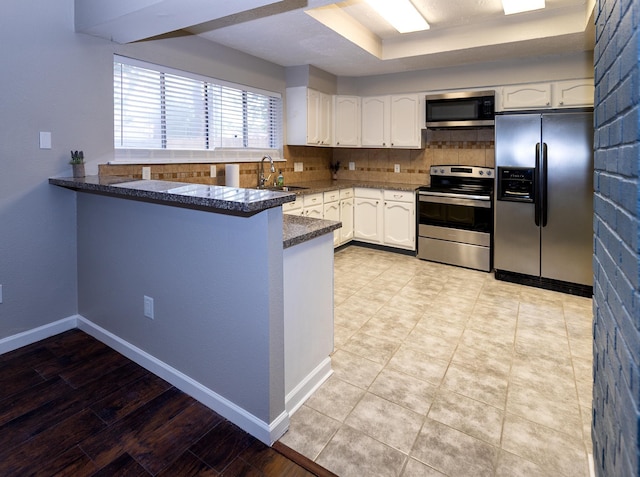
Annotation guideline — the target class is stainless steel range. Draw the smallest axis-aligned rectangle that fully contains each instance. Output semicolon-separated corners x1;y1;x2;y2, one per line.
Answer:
417;165;494;271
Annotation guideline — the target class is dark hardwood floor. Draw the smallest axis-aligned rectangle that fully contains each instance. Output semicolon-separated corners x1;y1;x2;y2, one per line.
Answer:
0;329;336;476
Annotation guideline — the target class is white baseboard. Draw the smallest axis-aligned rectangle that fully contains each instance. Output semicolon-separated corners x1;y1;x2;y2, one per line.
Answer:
76;316;289;445
0;316;78;355
286;357;333;416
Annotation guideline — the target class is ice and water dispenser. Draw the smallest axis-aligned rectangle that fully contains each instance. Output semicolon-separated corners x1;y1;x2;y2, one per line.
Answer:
497;167;535;202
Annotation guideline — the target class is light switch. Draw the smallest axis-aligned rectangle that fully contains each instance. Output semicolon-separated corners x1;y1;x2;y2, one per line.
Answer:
142;167;151;180
39;132;51;149
349;162;355;171
210;165;217;177
394;164;401;173
294;162;304;172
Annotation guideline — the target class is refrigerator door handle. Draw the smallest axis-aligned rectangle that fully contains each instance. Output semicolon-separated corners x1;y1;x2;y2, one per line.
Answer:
535;143;541;226
541;142;548;227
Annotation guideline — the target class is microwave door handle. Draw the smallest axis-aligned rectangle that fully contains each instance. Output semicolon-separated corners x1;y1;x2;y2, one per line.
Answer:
535;143;541;227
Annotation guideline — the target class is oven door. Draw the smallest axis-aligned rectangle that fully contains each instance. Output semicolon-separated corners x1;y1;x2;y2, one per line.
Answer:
417;192;493;270
418;192;492;234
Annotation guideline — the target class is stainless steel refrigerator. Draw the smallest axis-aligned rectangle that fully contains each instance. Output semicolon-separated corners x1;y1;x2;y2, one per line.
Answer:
494;111;593;293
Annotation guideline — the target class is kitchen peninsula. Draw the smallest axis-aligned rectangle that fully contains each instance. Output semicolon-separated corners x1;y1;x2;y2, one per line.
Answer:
49;175;340;445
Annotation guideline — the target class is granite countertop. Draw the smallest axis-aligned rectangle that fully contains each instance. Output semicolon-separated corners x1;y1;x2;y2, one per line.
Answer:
49;175;339;248
49;175;295;215
273;179;420;195
283;215;341;249
49;175;412;249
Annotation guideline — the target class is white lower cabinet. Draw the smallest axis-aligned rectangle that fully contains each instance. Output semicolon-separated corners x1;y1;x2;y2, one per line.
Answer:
323;198;341;247
303;192;323;218
337;188;353;246
284;187;415;251
282;196;303;216
354;188;416;250
354;188;384;244
383;190;415;250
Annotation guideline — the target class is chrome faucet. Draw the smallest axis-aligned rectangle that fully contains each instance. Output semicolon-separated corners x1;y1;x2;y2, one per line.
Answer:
258;154;276;188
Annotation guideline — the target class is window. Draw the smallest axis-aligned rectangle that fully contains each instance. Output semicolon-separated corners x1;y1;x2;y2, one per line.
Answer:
113;56;282;161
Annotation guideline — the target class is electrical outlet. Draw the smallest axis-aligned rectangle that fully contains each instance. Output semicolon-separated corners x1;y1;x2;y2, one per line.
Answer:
142;167;151;180
349;162;355;171
144;295;154;319
394;164;401;173
294;162;304;172
210;165;217;177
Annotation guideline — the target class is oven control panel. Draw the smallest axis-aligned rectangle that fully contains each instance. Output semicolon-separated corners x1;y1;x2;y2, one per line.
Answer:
430;165;493;178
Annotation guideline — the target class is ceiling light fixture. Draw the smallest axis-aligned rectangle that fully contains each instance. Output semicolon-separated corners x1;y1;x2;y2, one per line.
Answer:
502;0;545;15
365;0;429;33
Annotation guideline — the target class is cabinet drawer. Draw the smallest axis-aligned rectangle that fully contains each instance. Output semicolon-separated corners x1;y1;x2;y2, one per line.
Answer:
303;192;323;207
355;187;383;200
339;188;354;200
323;190;340;203
282;197;302;213
384;189;415;202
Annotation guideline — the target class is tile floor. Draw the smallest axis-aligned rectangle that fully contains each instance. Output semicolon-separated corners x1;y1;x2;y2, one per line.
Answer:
279;246;594;477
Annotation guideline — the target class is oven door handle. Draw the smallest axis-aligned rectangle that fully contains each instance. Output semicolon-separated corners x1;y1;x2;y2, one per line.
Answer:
418;194;492;208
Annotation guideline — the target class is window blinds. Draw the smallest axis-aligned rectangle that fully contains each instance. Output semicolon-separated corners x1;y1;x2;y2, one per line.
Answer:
114;58;282;151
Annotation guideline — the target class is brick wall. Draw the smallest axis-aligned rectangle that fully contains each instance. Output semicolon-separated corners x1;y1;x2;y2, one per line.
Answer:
592;0;640;475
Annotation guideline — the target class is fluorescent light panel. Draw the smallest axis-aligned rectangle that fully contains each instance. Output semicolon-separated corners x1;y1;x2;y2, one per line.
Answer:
365;0;429;33
502;0;545;15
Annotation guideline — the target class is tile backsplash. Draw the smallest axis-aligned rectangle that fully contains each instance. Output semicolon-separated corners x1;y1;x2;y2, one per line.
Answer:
99;129;494;188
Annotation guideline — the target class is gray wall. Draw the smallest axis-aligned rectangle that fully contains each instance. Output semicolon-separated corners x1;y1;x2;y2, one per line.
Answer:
77;193;285;424
0;0;286;341
592;0;640;475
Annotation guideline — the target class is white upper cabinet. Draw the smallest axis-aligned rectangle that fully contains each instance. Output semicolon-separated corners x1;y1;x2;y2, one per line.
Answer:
334;96;361;147
502;83;552;110
286;87;333;146
552;79;594;108
361;96;391;147
390;94;422;148
501;79;594;110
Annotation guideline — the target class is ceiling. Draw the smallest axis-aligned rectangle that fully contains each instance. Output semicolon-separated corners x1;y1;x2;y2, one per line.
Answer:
76;0;596;77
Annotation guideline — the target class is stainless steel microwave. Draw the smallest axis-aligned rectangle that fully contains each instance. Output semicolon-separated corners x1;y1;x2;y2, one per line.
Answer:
425;90;495;128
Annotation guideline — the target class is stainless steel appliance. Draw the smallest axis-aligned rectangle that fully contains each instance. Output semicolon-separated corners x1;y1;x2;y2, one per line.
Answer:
494;111;593;296
426;90;495;128
417;165;494;271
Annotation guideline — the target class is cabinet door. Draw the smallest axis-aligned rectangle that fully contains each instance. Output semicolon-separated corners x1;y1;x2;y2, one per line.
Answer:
354;197;382;243
334;96;361;147
390;94;421;148
340;197;354;244
361;96;390;147
383;200;415;250
502;83;552;110
323;201;341;247
552;79;594;107
318;92;333;146
306;89;321;145
304;203;324;219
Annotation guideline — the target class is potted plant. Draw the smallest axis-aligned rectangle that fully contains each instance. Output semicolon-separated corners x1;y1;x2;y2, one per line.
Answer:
70;150;85;178
329;161;341;180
